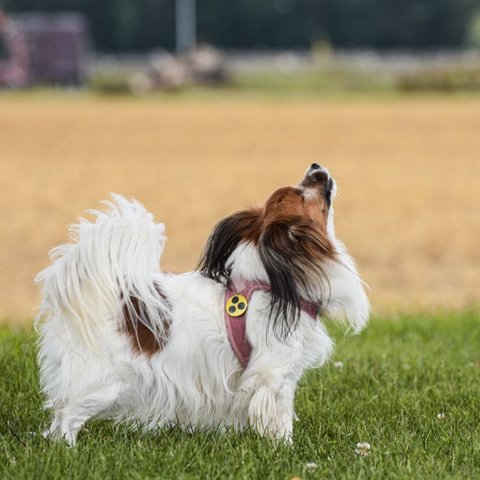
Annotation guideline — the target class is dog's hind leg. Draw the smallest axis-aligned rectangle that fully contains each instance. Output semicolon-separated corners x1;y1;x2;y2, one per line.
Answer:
44;383;122;446
42;402;64;441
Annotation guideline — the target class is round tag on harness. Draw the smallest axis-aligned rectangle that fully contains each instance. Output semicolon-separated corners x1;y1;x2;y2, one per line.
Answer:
226;294;248;317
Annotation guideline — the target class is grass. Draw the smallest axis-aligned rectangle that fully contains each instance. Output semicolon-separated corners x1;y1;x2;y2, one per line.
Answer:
88;60;480;98
231;67;394;96
1;311;479;479
89;62;394;98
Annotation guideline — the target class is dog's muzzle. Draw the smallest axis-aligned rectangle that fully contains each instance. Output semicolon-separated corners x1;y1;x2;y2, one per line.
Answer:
301;163;335;206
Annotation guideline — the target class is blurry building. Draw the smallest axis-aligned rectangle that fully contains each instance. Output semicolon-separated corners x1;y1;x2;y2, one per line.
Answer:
13;13;89;86
0;4;29;87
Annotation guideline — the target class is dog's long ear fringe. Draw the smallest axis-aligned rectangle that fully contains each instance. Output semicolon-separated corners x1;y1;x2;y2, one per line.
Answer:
258;216;335;340
198;209;261;284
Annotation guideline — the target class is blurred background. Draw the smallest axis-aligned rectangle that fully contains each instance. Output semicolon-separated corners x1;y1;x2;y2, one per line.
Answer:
0;0;479;322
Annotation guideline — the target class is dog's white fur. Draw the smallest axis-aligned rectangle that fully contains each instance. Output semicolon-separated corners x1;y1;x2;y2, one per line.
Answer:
36;168;369;446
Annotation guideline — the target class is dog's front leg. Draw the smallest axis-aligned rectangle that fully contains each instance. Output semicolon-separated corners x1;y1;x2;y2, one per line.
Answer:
236;370;296;443
249;376;296;442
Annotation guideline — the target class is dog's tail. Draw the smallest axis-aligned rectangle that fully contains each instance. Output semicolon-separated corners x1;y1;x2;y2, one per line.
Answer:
35;194;168;349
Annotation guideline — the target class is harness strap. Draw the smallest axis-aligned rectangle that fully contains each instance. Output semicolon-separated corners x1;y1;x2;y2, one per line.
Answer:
224;282;318;368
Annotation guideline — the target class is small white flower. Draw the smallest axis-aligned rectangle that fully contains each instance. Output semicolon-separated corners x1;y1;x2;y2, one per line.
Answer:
334;361;344;368
305;462;318;469
355;442;371;457
437;412;445;420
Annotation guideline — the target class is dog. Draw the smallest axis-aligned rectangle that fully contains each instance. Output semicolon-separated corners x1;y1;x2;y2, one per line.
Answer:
36;164;369;446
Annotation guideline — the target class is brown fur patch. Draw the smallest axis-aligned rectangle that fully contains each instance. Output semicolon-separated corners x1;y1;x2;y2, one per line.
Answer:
263;186;330;235
122;284;170;356
263;187;305;219
304;192;329;230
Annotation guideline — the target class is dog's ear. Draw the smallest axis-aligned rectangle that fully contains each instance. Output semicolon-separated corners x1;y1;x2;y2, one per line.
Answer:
258;216;335;338
198;209;261;284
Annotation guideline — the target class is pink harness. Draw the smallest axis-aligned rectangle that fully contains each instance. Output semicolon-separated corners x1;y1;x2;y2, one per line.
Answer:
224;281;319;368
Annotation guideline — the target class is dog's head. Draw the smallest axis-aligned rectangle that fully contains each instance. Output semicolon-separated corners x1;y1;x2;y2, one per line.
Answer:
198;164;337;338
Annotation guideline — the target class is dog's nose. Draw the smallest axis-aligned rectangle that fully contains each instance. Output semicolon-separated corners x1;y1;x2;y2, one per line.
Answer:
306;163;329;182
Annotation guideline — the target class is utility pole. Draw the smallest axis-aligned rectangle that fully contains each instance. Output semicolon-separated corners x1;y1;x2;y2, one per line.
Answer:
176;0;196;54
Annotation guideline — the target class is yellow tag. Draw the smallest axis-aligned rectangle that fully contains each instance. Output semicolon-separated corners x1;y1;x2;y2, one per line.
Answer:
226;294;248;317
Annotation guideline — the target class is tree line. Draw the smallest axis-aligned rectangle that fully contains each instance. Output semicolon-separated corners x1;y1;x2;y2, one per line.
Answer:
5;0;480;52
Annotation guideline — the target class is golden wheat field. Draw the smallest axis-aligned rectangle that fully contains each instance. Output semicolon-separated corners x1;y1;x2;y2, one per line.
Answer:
1;94;479;323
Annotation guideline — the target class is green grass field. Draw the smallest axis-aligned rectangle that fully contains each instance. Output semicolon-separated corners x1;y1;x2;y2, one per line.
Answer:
1;312;479;479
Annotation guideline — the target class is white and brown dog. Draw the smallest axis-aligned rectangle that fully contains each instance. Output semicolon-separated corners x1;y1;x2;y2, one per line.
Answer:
36;164;369;445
